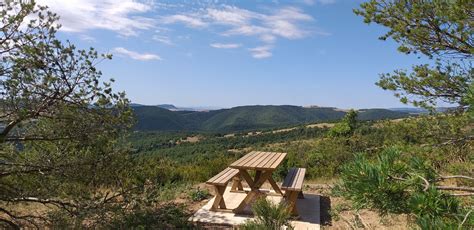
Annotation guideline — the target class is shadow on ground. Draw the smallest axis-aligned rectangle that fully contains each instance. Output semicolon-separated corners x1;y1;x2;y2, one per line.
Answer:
319;195;332;226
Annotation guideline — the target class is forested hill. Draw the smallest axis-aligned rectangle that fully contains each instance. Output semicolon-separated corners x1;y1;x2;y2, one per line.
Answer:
132;105;411;132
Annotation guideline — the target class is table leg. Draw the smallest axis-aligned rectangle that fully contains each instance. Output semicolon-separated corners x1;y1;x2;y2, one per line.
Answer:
268;176;283;195
230;176;244;192
210;185;227;211
239;169;255;187
285;191;299;215
233;170;273;214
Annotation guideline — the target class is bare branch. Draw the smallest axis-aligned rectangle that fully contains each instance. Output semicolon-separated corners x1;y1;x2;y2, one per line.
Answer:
435;186;474;193
459;209;473;229
439;175;474;181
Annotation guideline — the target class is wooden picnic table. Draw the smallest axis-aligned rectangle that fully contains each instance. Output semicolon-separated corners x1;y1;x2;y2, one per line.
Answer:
229;151;287;214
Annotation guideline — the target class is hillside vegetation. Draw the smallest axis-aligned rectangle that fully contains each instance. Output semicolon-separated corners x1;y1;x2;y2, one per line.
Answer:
132;105;411;132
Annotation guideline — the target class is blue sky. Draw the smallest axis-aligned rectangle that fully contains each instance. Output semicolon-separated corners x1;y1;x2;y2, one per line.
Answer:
39;0;427;109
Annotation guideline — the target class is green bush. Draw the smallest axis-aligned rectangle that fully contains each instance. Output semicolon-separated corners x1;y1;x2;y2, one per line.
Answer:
106;203;193;229
188;187;211;202
338;148;471;228
240;198;293;230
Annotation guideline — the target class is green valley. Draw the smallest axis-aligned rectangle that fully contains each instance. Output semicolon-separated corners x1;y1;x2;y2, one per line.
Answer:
132;104;412;132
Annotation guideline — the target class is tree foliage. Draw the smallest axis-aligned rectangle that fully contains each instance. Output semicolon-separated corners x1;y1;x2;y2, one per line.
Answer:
0;1;152;228
355;0;473;110
339;148;473;229
329;109;358;137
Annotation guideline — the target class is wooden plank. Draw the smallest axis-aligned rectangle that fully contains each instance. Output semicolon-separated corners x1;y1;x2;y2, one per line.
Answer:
294;168;306;190
281;168;297;189
259;152;278;168
239;169;255;187
215;169;239;185
230;151;255;167
233;170;273;214
290;168;300;189
261;152;281;168
207;168;231;184
218;169;239;184
281;168;306;191
243;151;265;167
235;151;260;167
232;152;287;170
268;176;283;195
245;152;264;167
249;152;273;168
269;152;287;169
207;168;239;185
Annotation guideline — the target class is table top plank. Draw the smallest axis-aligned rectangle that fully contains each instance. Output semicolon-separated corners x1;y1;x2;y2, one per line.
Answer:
270;153;287;169
230;151;256;166
239;151;261;167
262;152;280;168
242;151;261;168
247;152;270;168
230;151;287;170
250;152;274;168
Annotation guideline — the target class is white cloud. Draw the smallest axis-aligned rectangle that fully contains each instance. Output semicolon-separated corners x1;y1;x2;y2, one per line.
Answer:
152;35;173;45
79;34;96;42
160;5;321;58
209;6;314;42
210;43;241;49
249;45;273;59
206;6;257;26
36;0;155;36
112;47;162;61
302;0;337;5
317;0;337;5
162;14;208;28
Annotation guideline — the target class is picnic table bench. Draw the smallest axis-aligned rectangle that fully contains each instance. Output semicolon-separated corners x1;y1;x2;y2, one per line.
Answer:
206;167;243;211
281;168;306;215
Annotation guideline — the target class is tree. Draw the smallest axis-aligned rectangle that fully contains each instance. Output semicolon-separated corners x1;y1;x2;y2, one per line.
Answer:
354;0;473;111
0;1;143;228
338;1;474;228
329;110;358;137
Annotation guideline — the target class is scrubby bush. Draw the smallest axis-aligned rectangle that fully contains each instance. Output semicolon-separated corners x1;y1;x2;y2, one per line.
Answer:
240;198;293;230
105;203;193;229
188;187;211;202
338;148;473;229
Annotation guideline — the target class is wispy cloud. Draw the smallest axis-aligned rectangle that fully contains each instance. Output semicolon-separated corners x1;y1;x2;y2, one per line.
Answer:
152;35;173;45
160;5;320;58
302;0;337;5
36;1;326;59
112;47;162;61
210;43;241;49
162;14;208;28
79;34;96;42
249;45;273;59
318;0;337;5
36;0;155;36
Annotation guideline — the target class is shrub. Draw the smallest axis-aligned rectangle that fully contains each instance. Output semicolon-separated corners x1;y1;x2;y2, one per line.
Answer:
240;198;293;230
188;187;211;202
106;203;193;229
338;148;472;228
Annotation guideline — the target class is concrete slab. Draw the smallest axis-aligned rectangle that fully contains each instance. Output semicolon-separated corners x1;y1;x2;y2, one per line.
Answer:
190;186;320;230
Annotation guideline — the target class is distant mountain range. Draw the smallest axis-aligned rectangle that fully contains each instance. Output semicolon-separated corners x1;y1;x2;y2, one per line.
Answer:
130;103;221;111
131;104;413;132
388;107;453;114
